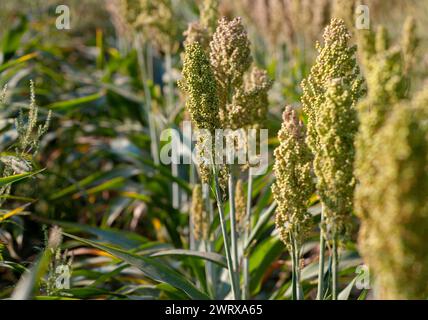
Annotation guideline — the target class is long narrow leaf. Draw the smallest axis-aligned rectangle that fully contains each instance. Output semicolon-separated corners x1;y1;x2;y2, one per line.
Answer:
63;233;209;300
151;249;227;268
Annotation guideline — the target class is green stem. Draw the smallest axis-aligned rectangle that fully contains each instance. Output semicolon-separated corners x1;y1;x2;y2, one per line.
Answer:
294;237;303;300
290;240;297;300
135;35;159;166
203;183;216;298
332;234;339;300
316;204;326;300
165;51;175;112
211;163;238;299
242;168;253;299
228;170;240;299
165;51;180;209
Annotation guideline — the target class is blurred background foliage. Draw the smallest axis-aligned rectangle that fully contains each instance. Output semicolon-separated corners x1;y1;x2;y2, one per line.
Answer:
0;0;427;299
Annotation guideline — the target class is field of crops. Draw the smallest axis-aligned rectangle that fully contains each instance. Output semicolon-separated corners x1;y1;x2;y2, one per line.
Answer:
1;0;428;301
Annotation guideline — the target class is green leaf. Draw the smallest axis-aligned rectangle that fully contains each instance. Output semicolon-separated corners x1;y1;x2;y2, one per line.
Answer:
63;232;210;300
250;236;284;295
1;16;28;60
49;167;140;200
151;249;227;268
10;248;52;300
245;202;276;250
0;169;44;188
37;218;148;250
84;176;125;195
47;92;104;111
0;52;37;73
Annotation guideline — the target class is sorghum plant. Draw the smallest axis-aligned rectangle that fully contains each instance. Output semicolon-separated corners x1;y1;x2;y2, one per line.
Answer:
209;16;272;299
355;22;416;227
357;88;428;299
210;17;253;129
301;18;364;299
355;20;427;299
178;41;221;184
272;106;314;300
178;41;238;298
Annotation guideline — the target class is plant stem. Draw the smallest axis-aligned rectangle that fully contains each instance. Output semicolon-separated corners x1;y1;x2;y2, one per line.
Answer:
203;183;216;298
294;237;303;300
332;234;339;300
165;51;175;112
228;169;240;299
316;203;326;300
290;240;297;300
211;162;238;299
242;168;253;299
164;51;181;209
135;35;159;165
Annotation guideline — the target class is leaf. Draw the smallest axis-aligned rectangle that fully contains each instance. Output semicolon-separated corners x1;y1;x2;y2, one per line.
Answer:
0;169;44;188
63;233;210;300
0;203;31;222
10;249;52;300
47;92;104;111
150;249;227;268
82;176;125;196
301;251;361;281
338;277;357;300
63;287;126;299
1;16;28;61
0;52;37;73
358;289;369;300
49;167;140;200
37;218;149;250
250;236;284;295
102;83;144;104
34;296;79;300
0;194;36;202
245;202;276;250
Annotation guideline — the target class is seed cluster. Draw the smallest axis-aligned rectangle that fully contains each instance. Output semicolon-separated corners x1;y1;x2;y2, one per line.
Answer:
301;18;364;238
355;21;428;299
191;184;208;240
272;106;314;250
234;179;246;232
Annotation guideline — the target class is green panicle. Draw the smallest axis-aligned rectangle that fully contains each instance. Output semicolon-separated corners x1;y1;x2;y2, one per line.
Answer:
272;106;314;250
301;18;363;239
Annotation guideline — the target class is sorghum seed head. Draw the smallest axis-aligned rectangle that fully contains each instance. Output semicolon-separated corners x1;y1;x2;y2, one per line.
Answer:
210;16;252;124
272;106;314;250
314;79;358;236
179;42;220;133
229;67;272;130
234;179;246;232
179;42;222;184
301;18;363;239
191;184;207;240
355;23;413;223
357;92;428;299
302;18;364;154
